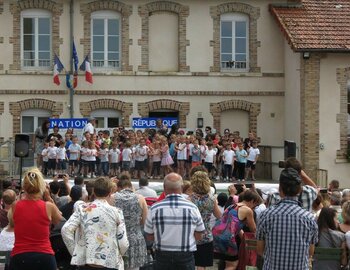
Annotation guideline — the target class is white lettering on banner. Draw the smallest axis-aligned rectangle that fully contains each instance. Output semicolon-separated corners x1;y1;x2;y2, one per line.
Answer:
50;119;88;129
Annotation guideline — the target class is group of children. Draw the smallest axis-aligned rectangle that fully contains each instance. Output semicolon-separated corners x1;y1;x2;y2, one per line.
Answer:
40;127;260;182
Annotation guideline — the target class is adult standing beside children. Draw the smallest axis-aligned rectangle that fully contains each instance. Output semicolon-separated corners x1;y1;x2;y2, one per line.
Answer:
33;119;50;169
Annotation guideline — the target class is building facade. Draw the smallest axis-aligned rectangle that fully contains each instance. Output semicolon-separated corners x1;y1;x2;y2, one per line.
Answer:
0;0;349;185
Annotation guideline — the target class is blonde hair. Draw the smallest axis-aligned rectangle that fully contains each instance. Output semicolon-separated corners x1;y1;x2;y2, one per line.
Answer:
190;171;211;195
341;200;350;224
22;167;46;195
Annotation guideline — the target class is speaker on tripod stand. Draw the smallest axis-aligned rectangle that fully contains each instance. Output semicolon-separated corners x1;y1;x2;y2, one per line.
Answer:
15;134;30;186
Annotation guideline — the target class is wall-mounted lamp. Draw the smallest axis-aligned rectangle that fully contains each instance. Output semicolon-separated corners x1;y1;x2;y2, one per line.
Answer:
303;52;310;59
197;117;203;128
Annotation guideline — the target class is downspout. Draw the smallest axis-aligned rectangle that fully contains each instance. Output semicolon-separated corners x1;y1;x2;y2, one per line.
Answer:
69;0;74;118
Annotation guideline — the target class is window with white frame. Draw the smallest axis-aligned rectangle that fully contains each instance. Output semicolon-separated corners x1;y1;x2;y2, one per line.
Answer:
21;109;51;133
91;11;121;69
220;13;249;71
21;9;51;68
91;109;121;129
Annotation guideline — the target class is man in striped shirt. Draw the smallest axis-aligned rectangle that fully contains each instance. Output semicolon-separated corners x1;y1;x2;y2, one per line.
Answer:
144;173;205;270
256;168;318;270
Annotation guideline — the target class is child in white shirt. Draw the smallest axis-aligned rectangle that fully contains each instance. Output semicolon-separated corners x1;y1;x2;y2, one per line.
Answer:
122;141;133;173
47;140;58;176
41;142;49;176
109;142;121;177
223;144;236;181
204;142;217;178
99;142;110;176
245;140;260;181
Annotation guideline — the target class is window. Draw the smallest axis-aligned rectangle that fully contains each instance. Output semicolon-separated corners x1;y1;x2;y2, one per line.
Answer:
91;109;121;129
91;11;121;69
21;109;50;133
21;10;51;68
220;13;249;71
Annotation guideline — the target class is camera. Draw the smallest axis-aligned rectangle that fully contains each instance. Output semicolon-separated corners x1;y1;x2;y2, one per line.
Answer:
278;160;286;168
57;174;65;178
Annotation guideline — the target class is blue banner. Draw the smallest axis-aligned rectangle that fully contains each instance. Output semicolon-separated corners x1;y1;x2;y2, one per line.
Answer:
50;118;88;129
132;118;178;129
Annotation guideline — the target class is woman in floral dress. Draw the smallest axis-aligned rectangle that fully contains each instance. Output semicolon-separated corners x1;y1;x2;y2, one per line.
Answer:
189;171;222;270
113;172;148;270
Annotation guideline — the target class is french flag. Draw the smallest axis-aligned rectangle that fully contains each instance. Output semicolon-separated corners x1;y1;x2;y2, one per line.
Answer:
79;55;93;84
53;54;64;85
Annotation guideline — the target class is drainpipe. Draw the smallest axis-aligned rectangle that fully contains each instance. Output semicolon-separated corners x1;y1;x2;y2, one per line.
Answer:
69;0;74;118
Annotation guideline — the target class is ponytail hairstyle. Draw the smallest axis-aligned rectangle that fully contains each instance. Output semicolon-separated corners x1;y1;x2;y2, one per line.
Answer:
22;167;46;195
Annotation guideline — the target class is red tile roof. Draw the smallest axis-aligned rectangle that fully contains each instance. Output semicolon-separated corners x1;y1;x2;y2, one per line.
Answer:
270;0;350;51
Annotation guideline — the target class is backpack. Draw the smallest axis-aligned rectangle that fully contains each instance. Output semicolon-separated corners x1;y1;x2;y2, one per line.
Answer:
212;204;241;257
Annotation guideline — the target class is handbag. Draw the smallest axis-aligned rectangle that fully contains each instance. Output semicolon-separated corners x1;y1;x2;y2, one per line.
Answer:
212;204;241;257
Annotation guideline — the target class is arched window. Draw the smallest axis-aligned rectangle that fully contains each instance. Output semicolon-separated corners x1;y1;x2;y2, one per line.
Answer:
91;109;121;129
220;13;249;71
21;109;51;133
21;9;51;68
91;11;121;70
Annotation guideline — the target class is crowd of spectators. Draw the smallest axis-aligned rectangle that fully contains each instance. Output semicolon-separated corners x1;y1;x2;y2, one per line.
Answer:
0;157;349;270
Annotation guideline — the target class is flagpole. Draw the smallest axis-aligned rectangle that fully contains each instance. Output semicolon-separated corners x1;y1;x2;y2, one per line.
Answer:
69;0;74;118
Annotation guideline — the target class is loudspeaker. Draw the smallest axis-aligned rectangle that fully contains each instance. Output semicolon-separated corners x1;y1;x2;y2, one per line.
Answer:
284;140;296;159
15;134;30;158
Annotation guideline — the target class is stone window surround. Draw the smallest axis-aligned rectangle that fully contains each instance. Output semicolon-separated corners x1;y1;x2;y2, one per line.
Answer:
336;67;350;160
209;99;261;134
9;0;63;71
80;99;133;127
9;98;63;135
138;1;190;72
138;99;190;128
210;2;261;73
80;0;133;72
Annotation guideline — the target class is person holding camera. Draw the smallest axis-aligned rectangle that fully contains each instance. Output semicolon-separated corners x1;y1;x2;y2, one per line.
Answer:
266;157;317;212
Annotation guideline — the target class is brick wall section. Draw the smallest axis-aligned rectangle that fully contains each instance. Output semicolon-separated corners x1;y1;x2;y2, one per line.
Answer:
336;67;350;160
138;1;190;72
9;98;63;134
210;99;261;133
79;99;133;127
9;0;63;71
0;102;4;115
80;0;133;72
74;90;284;96
138;99;190;128
210;3;261;73
300;53;321;179
0;0;3;13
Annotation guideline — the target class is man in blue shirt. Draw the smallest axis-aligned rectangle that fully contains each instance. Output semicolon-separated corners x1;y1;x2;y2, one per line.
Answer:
256;168;318;270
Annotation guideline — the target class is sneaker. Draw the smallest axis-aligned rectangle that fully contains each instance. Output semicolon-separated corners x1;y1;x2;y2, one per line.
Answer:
92;174;96;178
87;175;91;179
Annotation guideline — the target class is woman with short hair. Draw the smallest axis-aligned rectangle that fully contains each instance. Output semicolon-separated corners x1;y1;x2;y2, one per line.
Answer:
189;171;222;270
112;172;148;270
62;177;129;270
